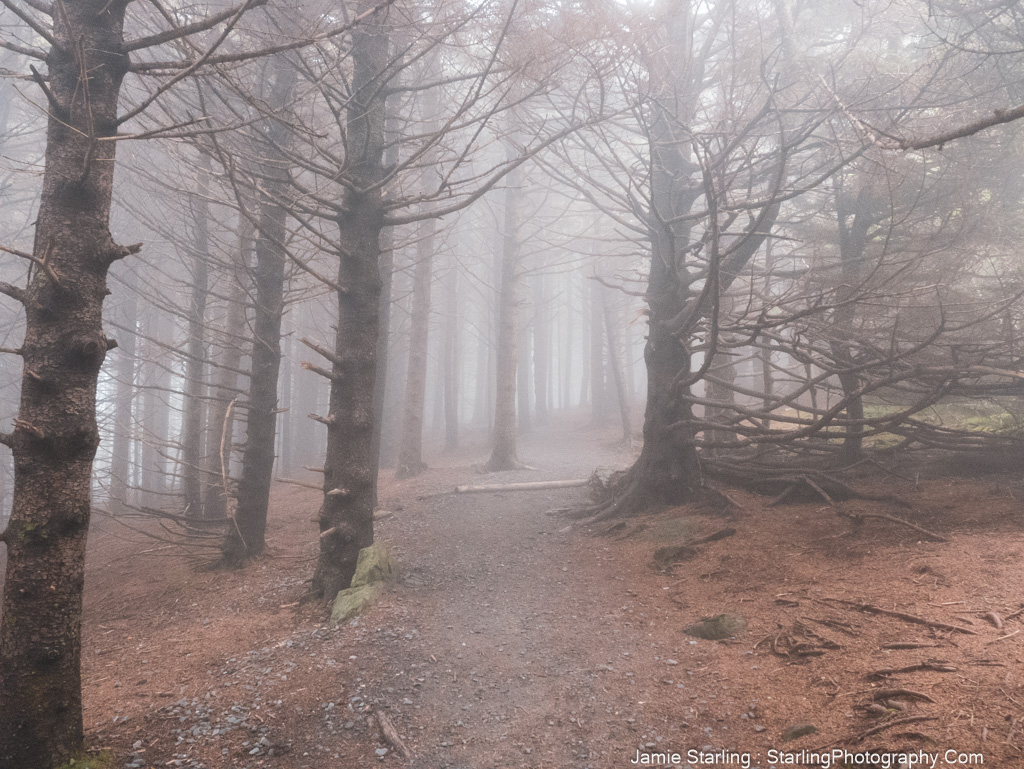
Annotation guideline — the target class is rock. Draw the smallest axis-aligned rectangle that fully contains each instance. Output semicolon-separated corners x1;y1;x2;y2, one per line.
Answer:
331;583;385;623
683;613;747;640
653;545;699;567
350;543;399;588
331;544;399;623
781;724;818;742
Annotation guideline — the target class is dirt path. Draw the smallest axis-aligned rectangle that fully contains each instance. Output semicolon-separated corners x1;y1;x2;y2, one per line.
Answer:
367;472;664;769
75;425;1024;768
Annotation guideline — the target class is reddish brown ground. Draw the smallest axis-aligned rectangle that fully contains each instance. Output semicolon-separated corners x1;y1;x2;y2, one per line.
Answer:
23;421;1024;767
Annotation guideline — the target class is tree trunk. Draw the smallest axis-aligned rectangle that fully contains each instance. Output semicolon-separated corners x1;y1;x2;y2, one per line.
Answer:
182;167;211;520
532;272;549;426
443;259;460;450
223;60;296;565
0;0;133;760
395;216;435;478
109;285;137;515
517;298;532;433
202;214;252;522
833;182;876;463
602;286;633;447
589;277;606;424
311;0;389;599
486;159;523;471
140;313;169;500
369;59;403;500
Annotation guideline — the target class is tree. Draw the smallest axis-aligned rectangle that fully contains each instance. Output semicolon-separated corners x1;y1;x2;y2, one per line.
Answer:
0;0;338;759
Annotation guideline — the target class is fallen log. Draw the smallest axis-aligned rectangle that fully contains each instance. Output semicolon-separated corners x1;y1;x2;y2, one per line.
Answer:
454;479;590;494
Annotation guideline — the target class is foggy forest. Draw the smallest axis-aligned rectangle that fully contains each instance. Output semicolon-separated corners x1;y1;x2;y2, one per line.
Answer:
2;0;1024;766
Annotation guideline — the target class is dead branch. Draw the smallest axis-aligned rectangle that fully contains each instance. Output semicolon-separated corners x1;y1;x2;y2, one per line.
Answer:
455;479;589;494
853;715;938;742
869;689;937;704
867;661;957;679
820;598;978;635
375;710;412;759
837;510;947;543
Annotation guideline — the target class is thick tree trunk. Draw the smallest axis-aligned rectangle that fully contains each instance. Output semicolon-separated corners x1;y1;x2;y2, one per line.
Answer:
486;160;523;471
0;0;133;761
182;171;211;520
311;0;389;599
223;61;296;565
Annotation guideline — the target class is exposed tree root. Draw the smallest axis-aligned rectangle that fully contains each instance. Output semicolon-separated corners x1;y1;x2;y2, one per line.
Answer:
705;457;911;508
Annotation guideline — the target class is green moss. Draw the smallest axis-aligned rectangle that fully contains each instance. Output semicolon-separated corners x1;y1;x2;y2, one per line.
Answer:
349;542;398;588
56;750;116;769
331;583;385;623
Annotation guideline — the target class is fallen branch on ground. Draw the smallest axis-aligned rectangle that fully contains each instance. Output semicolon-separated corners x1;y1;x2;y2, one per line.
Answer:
867;660;957;679
869;689;937;704
853;715;938;742
455;479;590;494
837;510;947;542
376;710;412;759
820;598;978;635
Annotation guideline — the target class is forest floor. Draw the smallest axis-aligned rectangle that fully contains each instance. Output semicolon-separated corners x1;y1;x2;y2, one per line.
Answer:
22;419;1024;768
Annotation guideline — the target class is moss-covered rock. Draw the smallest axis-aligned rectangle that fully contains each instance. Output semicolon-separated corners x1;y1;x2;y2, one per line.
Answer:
683;613;747;640
331;583;386;623
330;543;398;623
350;542;398;588
57;751;116;769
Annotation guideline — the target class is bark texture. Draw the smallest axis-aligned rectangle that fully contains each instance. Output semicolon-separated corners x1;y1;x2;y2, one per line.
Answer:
311;0;389;599
486;159;523;471
223;60;296;565
0;0;133;761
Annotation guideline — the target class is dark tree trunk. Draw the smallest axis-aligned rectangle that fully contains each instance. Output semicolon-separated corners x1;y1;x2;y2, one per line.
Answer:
223;60;296;565
311;0;389;599
369;62;403;502
833;183;876;463
182;169;211;520
0;0;134;760
486;159;523;471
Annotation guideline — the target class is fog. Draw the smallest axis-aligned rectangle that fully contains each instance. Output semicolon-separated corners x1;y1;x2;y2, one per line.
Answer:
2;0;1024;764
